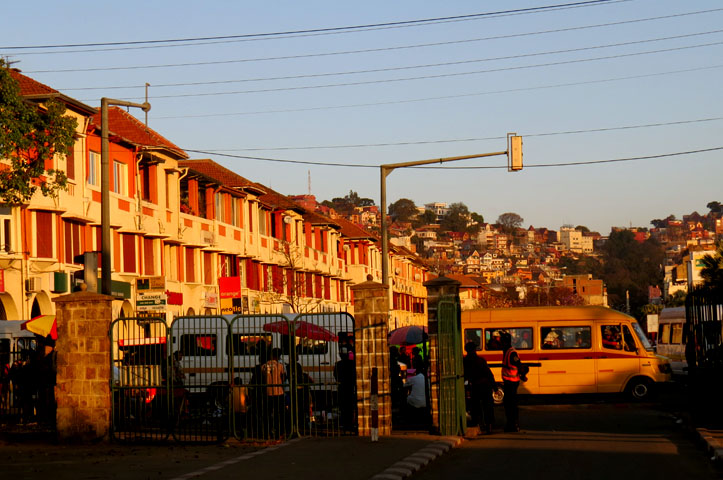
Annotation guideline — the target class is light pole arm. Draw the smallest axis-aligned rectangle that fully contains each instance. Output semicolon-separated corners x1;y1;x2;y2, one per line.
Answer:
379;149;508;293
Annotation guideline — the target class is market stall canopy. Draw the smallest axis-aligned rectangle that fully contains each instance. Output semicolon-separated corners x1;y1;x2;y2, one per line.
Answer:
21;314;57;340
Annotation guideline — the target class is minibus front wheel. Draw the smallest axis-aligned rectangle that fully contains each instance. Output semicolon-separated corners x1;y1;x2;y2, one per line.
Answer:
626;377;652;401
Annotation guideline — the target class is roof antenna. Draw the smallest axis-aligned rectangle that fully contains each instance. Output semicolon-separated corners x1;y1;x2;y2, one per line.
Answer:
308;170;311;195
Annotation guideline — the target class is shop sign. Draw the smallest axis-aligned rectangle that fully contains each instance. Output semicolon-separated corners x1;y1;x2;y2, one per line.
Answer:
204;291;219;308
136;291;167;312
137;276;166;291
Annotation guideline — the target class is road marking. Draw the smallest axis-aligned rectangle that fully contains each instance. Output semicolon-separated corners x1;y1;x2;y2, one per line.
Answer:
168;438;302;480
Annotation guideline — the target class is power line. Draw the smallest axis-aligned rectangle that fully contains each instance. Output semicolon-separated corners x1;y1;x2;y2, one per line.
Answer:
84;41;723;103
181;146;723;169
151;64;723;120
15;6;716;59
44;27;723;80
186;117;723;152
1;0;621;51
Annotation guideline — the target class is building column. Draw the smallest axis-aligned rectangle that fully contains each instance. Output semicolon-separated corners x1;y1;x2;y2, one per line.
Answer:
350;278;391;437
53;291;113;442
422;275;461;434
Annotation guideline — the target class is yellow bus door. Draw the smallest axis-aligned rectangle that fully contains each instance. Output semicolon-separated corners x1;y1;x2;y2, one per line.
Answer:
596;324;639;393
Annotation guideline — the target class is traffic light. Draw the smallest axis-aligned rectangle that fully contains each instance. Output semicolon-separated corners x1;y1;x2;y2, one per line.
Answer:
508;135;523;171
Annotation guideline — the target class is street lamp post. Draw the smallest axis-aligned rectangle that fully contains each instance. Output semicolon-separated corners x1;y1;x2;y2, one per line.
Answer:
100;98;150;296
380;136;522;308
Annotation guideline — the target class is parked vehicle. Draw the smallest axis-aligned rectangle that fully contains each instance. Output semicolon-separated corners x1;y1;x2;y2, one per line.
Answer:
169;313;354;413
461;306;673;401
655;307;687;376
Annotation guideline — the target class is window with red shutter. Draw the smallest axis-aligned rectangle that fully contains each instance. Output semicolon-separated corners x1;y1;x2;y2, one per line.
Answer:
36;211;53;258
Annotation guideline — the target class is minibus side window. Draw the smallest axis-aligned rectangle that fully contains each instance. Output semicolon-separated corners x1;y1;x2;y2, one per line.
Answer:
281;335;329;356
671;323;683;344
659;324;670;344
464;329;482;351
541;326;591;349
227;334;272;356
601;325;623;350
622;325;636;352
484;328;533;350
180;334;217;356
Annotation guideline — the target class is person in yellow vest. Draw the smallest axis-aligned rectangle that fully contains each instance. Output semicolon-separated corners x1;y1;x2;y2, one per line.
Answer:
501;331;526;432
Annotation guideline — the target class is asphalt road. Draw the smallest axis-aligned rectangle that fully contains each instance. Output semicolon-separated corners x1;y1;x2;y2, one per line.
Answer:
414;396;721;480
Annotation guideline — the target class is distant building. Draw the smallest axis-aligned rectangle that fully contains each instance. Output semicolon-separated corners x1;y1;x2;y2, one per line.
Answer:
562;274;608;306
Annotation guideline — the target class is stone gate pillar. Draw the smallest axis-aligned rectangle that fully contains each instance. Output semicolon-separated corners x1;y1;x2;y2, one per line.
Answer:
350;278;391;437
422;275;461;434
53;291;114;442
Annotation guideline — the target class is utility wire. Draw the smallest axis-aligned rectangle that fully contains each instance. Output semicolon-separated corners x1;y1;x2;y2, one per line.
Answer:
14;5;715;58
187;117;723;152
181;146;723;169
88;41;723;102
46;27;723;80
1;0;621;50
151;64;723;119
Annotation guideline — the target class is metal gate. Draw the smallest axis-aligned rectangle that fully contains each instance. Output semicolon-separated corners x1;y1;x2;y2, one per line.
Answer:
437;299;465;436
109;312;355;443
110;316;171;442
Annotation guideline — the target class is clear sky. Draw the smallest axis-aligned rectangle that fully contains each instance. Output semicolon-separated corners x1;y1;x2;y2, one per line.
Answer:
4;0;721;234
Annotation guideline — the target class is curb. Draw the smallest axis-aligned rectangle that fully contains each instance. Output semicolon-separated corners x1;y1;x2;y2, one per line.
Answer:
370;436;464;480
695;428;723;465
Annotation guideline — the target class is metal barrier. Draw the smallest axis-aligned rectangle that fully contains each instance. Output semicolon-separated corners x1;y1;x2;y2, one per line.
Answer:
109;317;170;443
109;312;356;444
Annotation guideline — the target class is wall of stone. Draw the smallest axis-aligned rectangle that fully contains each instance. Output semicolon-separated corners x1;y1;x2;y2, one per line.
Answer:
350;280;391;437
53;291;113;442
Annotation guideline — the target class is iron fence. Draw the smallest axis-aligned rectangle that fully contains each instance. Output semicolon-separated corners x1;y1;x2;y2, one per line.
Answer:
109;312;356;444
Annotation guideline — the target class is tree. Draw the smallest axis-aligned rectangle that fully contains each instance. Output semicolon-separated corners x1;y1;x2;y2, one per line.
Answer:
441;202;470;233
700;241;723;288
0;61;77;205
388;198;418;223
470;212;484;224
666;290;687;307
575;225;590;233
707;201;722;215
412;210;437;228
601;229;664;315
496;212;523;235
259;241;323;313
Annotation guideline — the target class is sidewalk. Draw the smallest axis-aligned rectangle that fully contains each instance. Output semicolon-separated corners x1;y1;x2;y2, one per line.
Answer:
0;432;464;480
694;428;723;465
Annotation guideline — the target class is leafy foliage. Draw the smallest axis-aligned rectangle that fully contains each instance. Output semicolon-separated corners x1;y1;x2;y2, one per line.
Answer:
496;212;523;234
700;241;723;288
0;61;77;205
388;198;418;222
601;230;664;314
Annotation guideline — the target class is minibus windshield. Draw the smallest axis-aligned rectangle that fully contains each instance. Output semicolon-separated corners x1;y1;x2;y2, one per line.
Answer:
631;322;654;351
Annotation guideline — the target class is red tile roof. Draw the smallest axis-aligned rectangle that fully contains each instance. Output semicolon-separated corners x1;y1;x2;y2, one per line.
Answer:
91;107;187;159
333;216;378;240
179;159;260;192
10;69;57;96
9;68;96;115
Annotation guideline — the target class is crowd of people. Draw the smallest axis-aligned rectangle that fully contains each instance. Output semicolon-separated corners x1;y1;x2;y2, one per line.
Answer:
390;345;430;426
0;335;57;427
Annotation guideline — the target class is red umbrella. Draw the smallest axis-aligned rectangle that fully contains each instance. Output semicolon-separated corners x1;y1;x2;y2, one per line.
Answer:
389;325;427;346
21;314;57;340
263;320;338;342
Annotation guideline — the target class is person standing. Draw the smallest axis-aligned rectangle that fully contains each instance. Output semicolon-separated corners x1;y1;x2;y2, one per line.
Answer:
463;341;496;434
334;343;357;433
501;331;524;432
262;348;286;438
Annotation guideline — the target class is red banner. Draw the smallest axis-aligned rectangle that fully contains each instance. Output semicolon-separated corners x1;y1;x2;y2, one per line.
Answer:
0;270;4;293
219;276;241;299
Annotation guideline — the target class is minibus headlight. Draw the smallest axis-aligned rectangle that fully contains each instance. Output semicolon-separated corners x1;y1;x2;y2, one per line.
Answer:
657;363;672;374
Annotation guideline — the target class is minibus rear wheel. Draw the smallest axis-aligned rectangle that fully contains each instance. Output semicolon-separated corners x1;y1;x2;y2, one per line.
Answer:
626;377;652;401
492;386;504;405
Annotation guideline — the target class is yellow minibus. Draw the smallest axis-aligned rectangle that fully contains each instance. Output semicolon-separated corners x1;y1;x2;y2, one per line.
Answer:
461;306;672;401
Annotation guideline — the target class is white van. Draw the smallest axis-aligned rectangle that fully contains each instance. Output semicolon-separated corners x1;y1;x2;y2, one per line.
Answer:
169;313;354;398
656;307;687;376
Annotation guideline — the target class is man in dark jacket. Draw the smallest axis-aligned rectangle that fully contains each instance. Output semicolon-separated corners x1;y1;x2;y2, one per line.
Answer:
463;341;496;434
